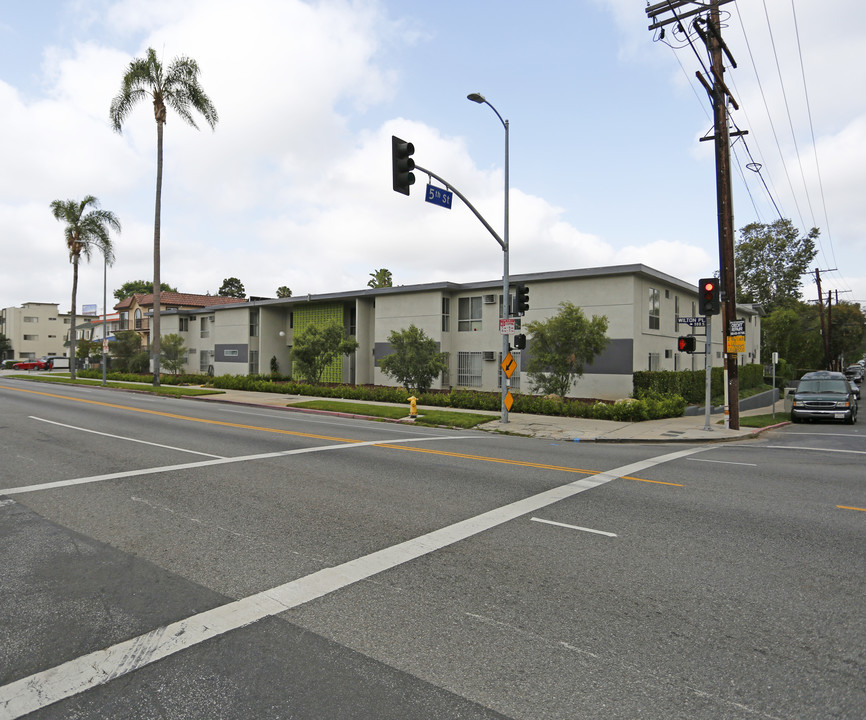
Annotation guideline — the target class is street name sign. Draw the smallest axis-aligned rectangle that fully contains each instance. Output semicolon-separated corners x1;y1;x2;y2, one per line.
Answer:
678;316;707;327
425;184;453;209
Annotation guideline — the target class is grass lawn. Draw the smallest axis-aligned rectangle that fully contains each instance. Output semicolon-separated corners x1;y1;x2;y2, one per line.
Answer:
736;413;790;428
290;400;496;429
6;374;224;397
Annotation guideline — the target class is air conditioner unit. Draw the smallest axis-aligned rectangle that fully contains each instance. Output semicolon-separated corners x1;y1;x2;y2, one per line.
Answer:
482;294;496;304
482;351;496;361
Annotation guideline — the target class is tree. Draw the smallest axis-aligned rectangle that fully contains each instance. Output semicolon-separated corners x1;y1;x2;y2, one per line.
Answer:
114;280;177;302
291;321;359;383
368;268;393;288
0;332;12;361
379;324;449;393
276;286;293;298
524;302;609;397
76;338;99;363
735;219;819;311
218;277;246;298
110;47;218;386
109;329;144;373
50;195;120;381
160;333;187;375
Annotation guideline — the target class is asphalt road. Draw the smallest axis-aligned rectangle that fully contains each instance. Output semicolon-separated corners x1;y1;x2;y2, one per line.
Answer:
1;378;864;719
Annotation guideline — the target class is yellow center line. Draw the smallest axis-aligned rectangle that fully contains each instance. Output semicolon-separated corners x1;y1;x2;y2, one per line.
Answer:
1;383;676;485
837;505;866;512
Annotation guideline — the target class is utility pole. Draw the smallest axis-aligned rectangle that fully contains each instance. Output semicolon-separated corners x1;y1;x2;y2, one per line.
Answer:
646;0;741;428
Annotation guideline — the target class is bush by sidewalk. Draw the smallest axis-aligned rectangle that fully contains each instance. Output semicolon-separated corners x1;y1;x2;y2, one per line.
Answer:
76;370;686;422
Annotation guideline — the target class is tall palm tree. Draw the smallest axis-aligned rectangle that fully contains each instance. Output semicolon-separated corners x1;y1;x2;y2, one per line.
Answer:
50;196;120;381
109;47;218;385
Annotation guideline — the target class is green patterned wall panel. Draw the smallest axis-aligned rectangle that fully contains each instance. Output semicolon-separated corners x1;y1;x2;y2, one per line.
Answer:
293;303;346;383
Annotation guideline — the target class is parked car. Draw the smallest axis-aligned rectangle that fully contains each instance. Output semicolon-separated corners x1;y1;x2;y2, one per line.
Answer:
12;358;49;370
791;371;858;424
844;365;864;384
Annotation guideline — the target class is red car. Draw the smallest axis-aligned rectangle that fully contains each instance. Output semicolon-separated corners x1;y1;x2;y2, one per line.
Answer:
12;359;48;370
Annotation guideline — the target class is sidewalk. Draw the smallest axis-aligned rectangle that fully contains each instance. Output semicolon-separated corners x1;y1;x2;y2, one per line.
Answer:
192;389;789;443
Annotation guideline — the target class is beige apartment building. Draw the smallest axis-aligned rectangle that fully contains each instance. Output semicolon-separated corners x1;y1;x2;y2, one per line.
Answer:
154;264;763;400
0;302;72;361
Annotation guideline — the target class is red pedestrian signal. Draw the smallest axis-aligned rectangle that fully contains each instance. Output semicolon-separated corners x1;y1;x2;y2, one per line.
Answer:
677;336;697;353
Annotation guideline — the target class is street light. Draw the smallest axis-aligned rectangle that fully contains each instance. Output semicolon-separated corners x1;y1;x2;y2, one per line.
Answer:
467;92;510;423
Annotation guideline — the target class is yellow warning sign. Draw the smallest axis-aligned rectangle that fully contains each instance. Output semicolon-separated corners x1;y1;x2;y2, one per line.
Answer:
504;391;514;411
501;353;517;379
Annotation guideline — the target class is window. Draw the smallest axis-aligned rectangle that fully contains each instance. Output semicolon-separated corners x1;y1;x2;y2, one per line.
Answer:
179;317;189;332
674;296;680;331
442;297;451;332
24;316;38;323
200;317;209;338
224;349;239;357
134;308;146;330
23;334;38;341
457;351;483;386
200;350;213;373
458;297;482;332
119;312;128;330
249;349;259;375
648;352;660;371
648;288;660;330
249;308;259;337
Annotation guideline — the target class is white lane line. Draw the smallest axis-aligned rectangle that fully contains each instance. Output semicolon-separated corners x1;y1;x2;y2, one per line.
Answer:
0;445;709;717
216;407;443;435
687;457;758;467
530;517;617;537
762;445;866;455
0;435;468;496
30;416;226;459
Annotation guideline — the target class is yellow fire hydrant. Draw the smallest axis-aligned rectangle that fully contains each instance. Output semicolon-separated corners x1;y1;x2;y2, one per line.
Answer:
408;396;418;418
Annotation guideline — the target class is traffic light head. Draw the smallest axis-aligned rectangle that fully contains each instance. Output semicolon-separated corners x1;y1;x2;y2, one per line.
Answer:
677;336;697;353
513;284;529;316
514;333;527;350
698;277;720;316
391;135;415;195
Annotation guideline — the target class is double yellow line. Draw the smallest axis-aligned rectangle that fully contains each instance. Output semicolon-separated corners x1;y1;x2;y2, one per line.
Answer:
0;384;678;485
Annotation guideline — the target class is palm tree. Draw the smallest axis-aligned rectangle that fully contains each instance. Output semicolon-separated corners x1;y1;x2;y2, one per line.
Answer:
109;47;218;385
368;268;393;288
50;196;120;381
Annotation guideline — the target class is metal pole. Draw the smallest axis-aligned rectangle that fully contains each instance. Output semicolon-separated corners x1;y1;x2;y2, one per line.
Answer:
501;117;510;424
704;316;712;431
468;93;510;424
102;250;108;386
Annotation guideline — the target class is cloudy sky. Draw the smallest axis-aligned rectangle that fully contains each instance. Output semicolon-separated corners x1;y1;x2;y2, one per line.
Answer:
1;0;863;315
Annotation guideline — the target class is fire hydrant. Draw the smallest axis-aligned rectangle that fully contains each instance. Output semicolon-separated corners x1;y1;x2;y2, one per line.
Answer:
408;396;417;418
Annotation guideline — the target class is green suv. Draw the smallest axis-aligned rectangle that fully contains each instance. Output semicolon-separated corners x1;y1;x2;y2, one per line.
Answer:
791;371;858;424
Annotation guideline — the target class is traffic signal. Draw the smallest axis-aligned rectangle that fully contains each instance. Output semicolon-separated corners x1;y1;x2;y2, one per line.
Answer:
513;284;529;315
514;334;527;350
698;277;720;316
677;336;697;353
391;135;415;195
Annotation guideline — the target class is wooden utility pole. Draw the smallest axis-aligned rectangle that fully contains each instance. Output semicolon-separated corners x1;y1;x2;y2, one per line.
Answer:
646;0;741;428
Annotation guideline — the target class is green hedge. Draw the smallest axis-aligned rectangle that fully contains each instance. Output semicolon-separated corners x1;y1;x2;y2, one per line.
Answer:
75;371;686;421
633;364;766;404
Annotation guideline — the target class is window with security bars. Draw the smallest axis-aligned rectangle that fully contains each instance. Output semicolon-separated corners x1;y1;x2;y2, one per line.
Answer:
442;297;450;332
249;349;259;374
648;352;660;371
249;308;259;337
457;351;482;387
200;350;213;373
458;297;482;332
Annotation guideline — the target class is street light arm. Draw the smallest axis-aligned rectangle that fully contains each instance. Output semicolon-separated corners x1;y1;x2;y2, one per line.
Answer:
414;163;505;250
